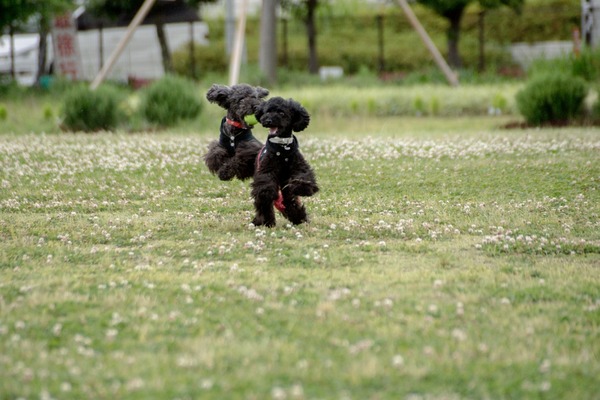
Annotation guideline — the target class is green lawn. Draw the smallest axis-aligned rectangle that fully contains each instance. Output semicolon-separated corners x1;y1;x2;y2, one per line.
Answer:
1;117;599;399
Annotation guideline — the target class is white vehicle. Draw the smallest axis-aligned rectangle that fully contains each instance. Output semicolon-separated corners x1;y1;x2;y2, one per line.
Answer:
0;21;208;86
0;34;42;85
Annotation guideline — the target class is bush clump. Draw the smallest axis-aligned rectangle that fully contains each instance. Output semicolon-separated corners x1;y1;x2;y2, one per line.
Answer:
61;84;123;132
516;73;587;125
141;75;202;126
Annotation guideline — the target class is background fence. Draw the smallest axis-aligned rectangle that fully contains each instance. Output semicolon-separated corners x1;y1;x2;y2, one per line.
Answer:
276;3;581;73
174;2;582;79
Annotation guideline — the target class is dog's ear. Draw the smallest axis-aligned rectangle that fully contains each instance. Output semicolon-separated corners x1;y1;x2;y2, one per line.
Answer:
255;86;269;99
206;84;232;108
289;99;310;132
254;102;265;122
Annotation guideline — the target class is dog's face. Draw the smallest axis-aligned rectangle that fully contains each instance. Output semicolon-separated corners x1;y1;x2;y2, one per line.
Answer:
206;83;269;121
256;97;310;138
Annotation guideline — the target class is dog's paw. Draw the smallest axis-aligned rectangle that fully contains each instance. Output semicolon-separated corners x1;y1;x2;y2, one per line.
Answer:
217;167;235;181
283;199;308;225
252;216;276;228
285;179;319;197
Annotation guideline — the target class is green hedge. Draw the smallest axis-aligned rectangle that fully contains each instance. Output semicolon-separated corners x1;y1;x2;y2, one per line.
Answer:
141;75;202;127
516;73;587;125
61;84;124;132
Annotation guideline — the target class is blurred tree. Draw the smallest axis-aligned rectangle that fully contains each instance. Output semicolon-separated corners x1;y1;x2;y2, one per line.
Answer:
0;0;75;83
282;0;327;74
416;0;523;68
0;1;35;32
85;0;216;74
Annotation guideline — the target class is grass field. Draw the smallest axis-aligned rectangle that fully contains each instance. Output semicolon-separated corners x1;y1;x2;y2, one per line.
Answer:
1;116;599;399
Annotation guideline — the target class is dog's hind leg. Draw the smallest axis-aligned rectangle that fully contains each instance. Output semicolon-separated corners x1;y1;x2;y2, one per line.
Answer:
205;142;234;180
217;159;238;181
251;175;279;227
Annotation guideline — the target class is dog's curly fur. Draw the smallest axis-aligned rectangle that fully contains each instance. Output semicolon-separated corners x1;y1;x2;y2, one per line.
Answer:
204;83;269;181
251;97;319;227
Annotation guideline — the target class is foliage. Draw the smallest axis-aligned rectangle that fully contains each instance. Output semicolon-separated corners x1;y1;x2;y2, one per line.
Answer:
271;84;519;117
415;0;524;67
0;104;6;120
0;0;76;37
0;126;599;399
185;1;575;78
172;43;227;80
592;91;600;123
528;46;600;83
140;75;202;127
0;0;36;32
1;83;522;135
84;0;210;17
1;0;76;86
516;73;588;126
61;84;124;132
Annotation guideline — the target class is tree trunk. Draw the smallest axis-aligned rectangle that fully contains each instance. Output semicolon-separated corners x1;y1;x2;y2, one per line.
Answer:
445;7;465;69
9;25;16;81
259;0;278;84
155;20;173;74
305;0;319;74
36;15;50;85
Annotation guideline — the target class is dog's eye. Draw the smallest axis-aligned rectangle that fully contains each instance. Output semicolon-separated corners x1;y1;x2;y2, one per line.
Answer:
278;111;286;116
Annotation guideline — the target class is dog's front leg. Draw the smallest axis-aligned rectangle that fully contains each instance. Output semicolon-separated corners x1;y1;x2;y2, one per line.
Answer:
286;172;319;197
281;191;308;225
251;174;279;227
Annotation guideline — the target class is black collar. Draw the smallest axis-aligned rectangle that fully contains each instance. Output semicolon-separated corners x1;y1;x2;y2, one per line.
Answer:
256;135;299;168
219;117;255;154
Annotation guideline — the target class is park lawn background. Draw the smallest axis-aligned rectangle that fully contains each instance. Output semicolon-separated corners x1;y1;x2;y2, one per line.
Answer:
1;110;599;399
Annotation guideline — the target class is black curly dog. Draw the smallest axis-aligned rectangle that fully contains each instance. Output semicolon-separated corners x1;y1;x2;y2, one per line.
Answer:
204;83;269;181
251;97;319;227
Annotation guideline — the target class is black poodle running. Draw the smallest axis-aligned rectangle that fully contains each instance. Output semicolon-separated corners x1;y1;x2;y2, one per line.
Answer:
204;83;269;181
251;97;319;227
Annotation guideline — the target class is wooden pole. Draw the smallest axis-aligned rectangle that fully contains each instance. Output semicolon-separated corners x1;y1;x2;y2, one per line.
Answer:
229;0;249;86
90;0;157;90
396;0;459;87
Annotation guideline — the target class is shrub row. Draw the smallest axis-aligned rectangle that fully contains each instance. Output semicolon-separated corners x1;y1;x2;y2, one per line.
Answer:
61;75;202;132
267;84;520;118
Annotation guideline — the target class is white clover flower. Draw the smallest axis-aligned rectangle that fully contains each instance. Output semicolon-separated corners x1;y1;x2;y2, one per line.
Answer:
271;387;286;400
451;328;467;341
392;354;405;367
